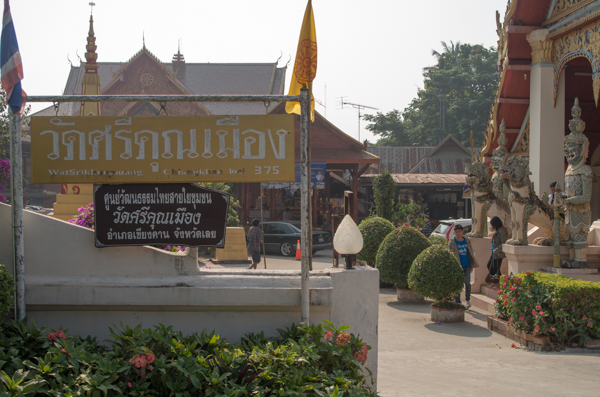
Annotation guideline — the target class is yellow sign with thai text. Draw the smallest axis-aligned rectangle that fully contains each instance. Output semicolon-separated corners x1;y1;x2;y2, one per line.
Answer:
31;115;295;183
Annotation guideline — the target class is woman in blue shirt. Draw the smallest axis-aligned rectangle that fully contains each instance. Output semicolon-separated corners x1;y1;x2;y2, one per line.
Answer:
448;224;479;308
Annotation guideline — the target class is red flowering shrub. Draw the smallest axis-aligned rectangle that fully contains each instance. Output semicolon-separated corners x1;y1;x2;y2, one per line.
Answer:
496;272;600;346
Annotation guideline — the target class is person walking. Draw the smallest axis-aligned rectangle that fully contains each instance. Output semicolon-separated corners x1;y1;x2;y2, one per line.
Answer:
486;216;508;284
448;223;479;308
282;207;293;221
246;219;264;269
420;216;433;237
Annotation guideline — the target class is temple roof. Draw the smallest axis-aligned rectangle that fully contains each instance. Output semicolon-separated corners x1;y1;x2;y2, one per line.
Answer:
33;49;287;117
366;134;471;175
480;0;600;159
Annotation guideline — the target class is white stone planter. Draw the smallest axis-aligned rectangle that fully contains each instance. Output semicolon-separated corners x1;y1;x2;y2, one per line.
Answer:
396;288;424;302
430;305;465;323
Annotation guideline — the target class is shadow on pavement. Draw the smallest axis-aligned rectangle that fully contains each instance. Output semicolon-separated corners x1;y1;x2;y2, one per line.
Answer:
424;320;493;337
386;301;431;314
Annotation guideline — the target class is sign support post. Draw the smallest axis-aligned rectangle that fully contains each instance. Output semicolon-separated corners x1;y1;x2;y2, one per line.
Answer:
9;111;25;321
300;85;311;324
24;92;305;323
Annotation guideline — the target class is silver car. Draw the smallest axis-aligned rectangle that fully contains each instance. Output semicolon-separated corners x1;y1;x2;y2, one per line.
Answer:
430;219;472;241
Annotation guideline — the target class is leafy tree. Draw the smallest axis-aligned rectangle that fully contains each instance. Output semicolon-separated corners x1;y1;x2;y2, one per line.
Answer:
372;170;395;221
365;41;498;147
198;182;240;226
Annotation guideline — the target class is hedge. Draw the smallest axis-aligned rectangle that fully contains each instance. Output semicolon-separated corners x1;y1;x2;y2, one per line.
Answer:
496;271;600;347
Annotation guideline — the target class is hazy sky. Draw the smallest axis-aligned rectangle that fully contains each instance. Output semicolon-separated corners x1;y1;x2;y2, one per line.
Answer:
13;0;509;143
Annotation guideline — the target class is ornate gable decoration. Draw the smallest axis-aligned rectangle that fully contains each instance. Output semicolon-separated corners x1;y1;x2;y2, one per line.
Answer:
547;0;596;25
99;48;210;116
553;19;600;107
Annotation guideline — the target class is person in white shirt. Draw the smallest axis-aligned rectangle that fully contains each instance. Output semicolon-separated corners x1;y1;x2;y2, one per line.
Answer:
282;207;293;221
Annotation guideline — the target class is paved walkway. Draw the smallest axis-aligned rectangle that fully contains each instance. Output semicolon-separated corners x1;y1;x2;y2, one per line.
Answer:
377;288;599;396
201;252;599;395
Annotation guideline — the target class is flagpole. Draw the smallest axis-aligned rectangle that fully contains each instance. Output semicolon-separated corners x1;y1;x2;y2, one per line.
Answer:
300;85;311;324
9;110;25;321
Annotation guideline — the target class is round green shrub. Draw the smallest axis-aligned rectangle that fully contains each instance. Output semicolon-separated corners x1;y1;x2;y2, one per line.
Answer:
0;264;14;317
408;245;464;304
375;225;431;288
429;235;447;246
357;216;395;267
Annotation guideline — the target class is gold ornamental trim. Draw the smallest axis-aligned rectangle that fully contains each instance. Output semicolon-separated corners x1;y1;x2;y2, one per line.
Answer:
548;8;600;39
479;69;507;161
553;19;600;106
544;0;596;26
513;115;530;155
531;40;554;64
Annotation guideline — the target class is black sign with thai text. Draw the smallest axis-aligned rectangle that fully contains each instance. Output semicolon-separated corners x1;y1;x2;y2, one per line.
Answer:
94;183;229;248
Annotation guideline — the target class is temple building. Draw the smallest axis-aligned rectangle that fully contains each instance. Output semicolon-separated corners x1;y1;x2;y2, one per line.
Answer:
480;0;600;219
361;135;472;221
29;11;379;224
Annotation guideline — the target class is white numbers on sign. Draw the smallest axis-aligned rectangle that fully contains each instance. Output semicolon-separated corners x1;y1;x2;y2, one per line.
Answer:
254;166;279;175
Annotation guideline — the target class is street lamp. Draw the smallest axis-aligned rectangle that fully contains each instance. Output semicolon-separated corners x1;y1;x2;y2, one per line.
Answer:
333;215;364;269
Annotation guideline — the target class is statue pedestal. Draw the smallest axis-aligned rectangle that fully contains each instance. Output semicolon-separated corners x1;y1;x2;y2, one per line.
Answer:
503;245;600;276
544;266;600;282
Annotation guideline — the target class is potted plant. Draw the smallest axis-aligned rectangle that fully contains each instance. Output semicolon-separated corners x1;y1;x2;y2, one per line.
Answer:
375;225;431;301
357;216;395;267
408;245;466;322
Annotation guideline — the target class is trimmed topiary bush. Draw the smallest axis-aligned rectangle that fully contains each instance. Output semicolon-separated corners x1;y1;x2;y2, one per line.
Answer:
408;245;464;306
375;225;431;288
0;264;14;318
429;235;447;246
357;216;395;267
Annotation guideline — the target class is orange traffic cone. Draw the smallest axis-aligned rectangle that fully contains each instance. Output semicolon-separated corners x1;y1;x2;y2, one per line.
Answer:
295;240;301;260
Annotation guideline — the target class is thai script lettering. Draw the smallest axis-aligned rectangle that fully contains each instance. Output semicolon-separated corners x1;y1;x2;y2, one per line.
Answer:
105;228;216;241
39;119;289;162
111;206;201;226
103;187;212;210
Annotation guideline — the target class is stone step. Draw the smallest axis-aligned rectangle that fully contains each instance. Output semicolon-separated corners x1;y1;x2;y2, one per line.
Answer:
470;293;496;314
481;284;500;300
543;266;600;282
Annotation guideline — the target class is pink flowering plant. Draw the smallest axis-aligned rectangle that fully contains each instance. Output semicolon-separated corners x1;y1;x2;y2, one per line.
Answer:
0;319;376;395
496;271;600;347
299;320;372;373
68;203;95;229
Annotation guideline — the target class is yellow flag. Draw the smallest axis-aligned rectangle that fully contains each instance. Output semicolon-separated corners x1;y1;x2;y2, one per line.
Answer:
286;0;317;122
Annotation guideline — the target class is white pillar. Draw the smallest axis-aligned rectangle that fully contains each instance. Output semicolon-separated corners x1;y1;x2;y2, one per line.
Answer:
527;29;565;198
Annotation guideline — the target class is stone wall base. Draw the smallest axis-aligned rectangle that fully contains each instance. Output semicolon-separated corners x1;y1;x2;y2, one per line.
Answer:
431;306;464;323
487;316;551;351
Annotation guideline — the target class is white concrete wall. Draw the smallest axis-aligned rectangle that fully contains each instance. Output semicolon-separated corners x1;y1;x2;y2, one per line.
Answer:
0;203;379;386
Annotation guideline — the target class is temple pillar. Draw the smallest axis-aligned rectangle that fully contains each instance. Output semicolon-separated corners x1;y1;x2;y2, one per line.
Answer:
527;29;565;197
